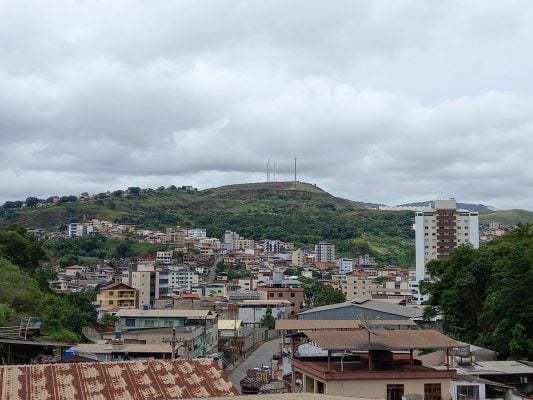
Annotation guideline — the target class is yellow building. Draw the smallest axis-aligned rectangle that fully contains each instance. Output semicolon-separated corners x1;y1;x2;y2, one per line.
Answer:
97;282;138;308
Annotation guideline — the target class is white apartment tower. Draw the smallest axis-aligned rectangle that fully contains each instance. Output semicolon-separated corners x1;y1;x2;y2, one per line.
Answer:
415;199;479;282
315;241;336;262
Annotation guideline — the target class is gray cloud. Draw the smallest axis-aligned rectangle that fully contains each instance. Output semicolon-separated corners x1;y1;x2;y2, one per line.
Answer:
1;0;533;210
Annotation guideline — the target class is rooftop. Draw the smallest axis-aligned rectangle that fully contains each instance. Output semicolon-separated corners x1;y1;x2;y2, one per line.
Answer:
275;319;416;331
0;359;237;400
303;329;463;351
298;297;423;319
115;309;217;319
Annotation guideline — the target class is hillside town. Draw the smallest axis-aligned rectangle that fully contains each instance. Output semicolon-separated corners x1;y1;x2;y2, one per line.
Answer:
1;197;532;400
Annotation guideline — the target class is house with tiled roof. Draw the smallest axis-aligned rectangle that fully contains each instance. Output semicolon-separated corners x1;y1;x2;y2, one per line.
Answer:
96;281;138;309
0;358;238;400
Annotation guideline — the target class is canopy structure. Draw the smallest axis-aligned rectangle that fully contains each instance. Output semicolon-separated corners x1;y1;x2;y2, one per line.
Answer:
304;329;462;351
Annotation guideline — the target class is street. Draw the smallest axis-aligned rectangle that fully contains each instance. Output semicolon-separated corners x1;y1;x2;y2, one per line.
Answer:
228;338;281;392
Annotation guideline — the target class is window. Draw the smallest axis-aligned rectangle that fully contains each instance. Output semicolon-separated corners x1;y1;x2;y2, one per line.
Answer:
424;383;441;400
109;300;114;305
269;292;274;298
144;320;155;328
386;384;404;400
457;385;479;400
290;293;295;297
164;320;174;327
125;318;135;327
109;291;114;295
278;293;283;297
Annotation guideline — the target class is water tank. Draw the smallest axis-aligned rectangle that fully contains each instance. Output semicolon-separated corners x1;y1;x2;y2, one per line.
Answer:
143;304;150;310
64;349;75;359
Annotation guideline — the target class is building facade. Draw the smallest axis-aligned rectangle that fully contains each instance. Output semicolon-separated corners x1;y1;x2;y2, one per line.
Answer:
315;241;335;262
415;199;479;282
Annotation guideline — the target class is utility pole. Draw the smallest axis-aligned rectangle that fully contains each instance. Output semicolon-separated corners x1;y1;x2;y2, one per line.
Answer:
294;157;297;189
162;327;180;360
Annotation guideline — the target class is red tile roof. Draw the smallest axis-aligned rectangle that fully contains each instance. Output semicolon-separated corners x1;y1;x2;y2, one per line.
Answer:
0;359;238;400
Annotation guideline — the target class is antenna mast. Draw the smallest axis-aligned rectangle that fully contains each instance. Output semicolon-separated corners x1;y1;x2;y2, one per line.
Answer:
294;157;297;189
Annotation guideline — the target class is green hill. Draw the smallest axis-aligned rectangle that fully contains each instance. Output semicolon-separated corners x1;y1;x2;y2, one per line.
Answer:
0;182;415;267
479;209;533;225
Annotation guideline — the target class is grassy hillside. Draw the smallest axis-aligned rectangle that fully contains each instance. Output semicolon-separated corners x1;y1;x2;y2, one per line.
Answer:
0;182;415;267
479;209;533;225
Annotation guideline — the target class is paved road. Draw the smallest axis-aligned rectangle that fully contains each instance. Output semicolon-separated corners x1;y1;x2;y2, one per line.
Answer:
228;338;281;392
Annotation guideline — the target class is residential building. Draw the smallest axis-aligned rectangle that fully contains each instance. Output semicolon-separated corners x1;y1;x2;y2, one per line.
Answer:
67;223;93;238
257;271;304;315
115;309;219;353
290;329;460;398
238;299;291;326
315;241;335;262
233;238;255;250
96;282;138;309
264;239;282;253
330;274;380;300
291;249;305;267
415;199;479;283
156;251;173;264
122;262;160;308
336;258;353;274
187;228;207;239
166;266;199;292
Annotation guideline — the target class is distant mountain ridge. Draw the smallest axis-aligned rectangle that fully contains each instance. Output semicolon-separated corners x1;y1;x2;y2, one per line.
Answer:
398;200;497;213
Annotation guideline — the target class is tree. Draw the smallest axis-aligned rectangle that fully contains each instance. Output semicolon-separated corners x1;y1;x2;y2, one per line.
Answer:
423;224;533;360
59;254;80;268
25;197;40;207
0;303;15;326
300;277;346;308
100;313;120;326
260;307;276;329
0;225;49;273
115;240;134;258
127;187;141;195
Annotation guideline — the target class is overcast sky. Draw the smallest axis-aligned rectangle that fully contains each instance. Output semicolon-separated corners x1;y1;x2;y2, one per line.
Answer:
1;1;533;210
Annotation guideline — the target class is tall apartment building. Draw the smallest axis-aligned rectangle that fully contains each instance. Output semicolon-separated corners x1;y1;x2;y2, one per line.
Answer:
187;229;207;239
415;199;479;282
122;262;160;308
264;239;282;253
315;241;335;262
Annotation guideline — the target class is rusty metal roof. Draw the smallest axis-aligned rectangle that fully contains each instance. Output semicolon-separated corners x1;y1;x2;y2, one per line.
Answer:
304;329;463;350
275;319;417;331
0;358;238;400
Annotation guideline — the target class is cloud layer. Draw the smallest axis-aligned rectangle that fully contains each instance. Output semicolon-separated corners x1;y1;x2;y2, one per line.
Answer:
1;0;533;209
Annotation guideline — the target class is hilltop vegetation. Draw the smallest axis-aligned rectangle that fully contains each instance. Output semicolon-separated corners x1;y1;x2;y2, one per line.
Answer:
0;182;415;267
479;209;533;225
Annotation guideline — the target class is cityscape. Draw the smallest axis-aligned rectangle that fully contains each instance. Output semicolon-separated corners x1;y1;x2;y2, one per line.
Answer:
1;1;532;400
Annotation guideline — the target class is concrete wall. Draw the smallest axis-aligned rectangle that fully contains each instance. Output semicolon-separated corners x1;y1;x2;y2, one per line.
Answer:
302;376;452;399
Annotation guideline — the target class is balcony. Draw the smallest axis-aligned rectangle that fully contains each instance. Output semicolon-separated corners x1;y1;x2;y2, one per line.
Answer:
291;356;456;381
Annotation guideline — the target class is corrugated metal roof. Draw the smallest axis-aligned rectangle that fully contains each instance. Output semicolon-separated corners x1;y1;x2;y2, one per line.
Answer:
0;359;238;400
276;320;360;330
72;343;172;354
298;298;423;319
115;309;217;319
276;319;417;330
304;329;463;350
238;300;291;305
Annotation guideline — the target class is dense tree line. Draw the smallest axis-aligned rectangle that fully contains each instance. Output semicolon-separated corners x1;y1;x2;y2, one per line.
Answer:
422;224;533;360
0;225;97;341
